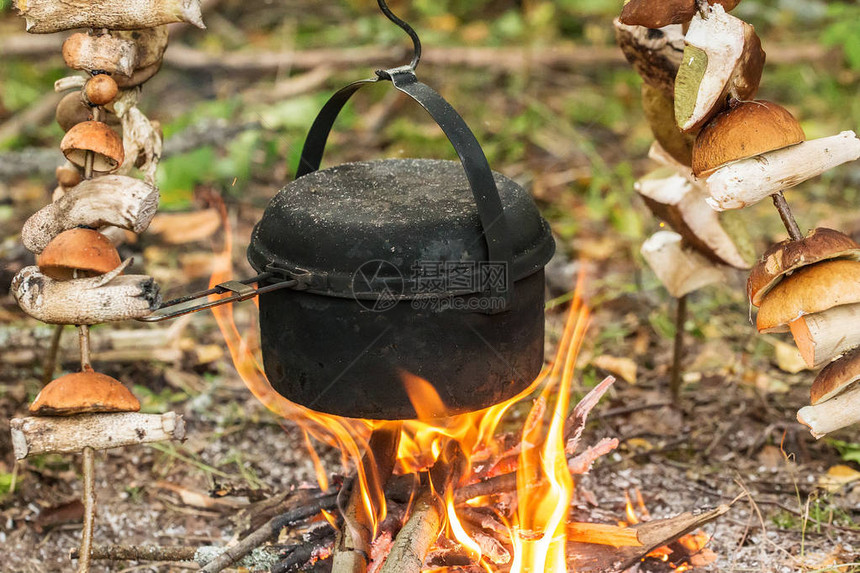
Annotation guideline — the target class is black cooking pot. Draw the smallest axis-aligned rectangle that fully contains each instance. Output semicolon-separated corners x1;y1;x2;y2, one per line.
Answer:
247;68;554;420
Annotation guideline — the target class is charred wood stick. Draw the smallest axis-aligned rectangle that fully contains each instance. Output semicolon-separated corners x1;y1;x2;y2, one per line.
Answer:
270;526;336;573
380;443;465;573
198;493;339;573
331;423;402;573
10;412;185;459
378;489;443;573
12;260;161;325
22;176;159;253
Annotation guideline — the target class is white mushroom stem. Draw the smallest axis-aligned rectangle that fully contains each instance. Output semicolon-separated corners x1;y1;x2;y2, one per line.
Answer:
13;0;204;33
12;261;161;325
797;383;860;438
790;303;860;368
704;132;860;211
10;412;186;460
641;231;725;298
22;175;159;253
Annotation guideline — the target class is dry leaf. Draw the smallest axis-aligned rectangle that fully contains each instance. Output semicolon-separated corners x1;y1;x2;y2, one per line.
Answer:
593;354;638;384
147;209;221;244
819;464;860;492
772;339;810;374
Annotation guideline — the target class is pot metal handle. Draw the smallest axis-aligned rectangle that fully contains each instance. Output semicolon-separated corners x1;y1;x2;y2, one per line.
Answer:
137;272;297;322
294;67;514;311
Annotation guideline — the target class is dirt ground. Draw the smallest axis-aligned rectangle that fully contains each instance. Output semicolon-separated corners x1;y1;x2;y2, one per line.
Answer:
2;0;860;571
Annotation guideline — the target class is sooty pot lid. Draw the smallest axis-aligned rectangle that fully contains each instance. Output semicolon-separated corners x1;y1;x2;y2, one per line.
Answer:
248;158;554;299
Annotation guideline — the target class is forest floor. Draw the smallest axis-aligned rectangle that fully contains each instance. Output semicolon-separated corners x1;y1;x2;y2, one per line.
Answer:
2;0;860;571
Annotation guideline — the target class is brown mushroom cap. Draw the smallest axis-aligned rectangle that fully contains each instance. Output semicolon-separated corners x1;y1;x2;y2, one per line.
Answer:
60;121;124;173
620;0;741;29
30;371;140;416
37;228;121;280
756;259;860;332
748;228;860;307
84;75;119;107
692;101;805;177
811;347;860;405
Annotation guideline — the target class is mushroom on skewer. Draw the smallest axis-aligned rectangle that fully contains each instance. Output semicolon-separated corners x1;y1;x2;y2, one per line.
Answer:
620;0;741;29
30;371;140;416
798;349;860;437
674;4;765;133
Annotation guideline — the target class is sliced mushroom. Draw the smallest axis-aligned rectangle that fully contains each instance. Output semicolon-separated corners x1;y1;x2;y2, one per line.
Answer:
37;228;122;280
114;27;169;69
692;101;805;178
22;176;159;254
641;230;725;298
12;261;161;325
704;131;860;211
13;0;204;33
62;33;137;77
642;83;696;167
636;169;751;269
675;5;765;133
756;259;860;333
798;380;860;438
747;228;860;307
810;347;860;406
614;20;685;99
60;121;125;173
789;303;860;369
30;371;140;416
620;0;741;29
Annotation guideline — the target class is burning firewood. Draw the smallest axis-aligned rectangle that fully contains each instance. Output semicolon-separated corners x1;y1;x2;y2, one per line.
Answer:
22;175;160;253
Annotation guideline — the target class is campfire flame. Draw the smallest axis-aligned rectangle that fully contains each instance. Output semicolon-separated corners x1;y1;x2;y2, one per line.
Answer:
208;204;711;571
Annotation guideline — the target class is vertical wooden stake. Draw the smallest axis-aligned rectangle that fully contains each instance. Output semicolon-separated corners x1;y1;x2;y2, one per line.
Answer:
670;294;687;401
77;446;96;573
41;324;65;385
772;191;803;242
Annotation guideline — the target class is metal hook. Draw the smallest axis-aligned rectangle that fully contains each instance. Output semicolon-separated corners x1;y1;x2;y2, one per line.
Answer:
377;0;422;70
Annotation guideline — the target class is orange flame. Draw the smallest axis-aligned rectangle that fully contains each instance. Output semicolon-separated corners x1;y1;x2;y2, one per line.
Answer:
509;274;590;572
208;203;634;571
